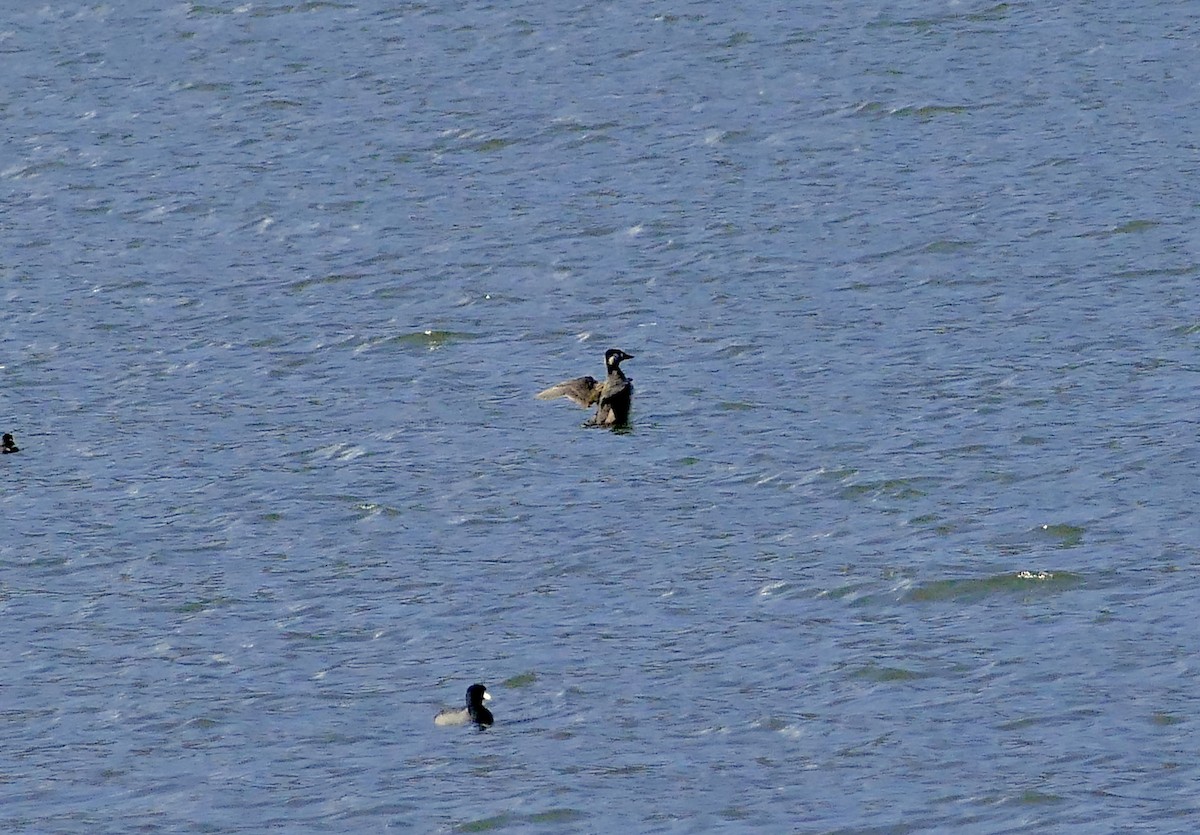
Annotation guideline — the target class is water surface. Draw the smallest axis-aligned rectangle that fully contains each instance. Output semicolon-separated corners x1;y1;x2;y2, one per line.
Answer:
3;1;1199;831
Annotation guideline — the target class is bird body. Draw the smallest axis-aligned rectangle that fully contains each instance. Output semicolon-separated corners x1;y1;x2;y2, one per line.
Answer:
537;349;634;428
1;434;18;454
434;683;493;727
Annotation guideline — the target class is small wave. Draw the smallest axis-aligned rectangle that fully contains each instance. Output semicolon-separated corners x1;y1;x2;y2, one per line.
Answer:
904;570;1081;603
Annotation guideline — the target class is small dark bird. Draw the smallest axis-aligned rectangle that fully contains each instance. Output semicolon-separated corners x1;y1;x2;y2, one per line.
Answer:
536;349;634;428
1;434;18;454
434;683;493;727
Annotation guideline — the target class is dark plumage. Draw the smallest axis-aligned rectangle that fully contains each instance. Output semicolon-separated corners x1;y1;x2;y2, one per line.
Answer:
536;349;634;428
1;433;18;454
434;683;493;727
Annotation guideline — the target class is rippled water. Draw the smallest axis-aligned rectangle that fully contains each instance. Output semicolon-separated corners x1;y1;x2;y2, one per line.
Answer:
3;1;1200;832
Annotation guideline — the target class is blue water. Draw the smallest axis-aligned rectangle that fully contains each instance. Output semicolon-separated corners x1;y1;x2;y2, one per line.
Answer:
3;1;1200;832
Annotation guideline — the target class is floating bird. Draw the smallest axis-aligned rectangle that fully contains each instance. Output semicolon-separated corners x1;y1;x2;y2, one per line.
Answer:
1;433;18;454
434;683;493;727
536;349;634;428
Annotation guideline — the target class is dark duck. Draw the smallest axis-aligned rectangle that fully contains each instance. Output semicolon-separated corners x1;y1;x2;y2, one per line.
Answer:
434;683;493;727
1;434;18;454
537;349;634;428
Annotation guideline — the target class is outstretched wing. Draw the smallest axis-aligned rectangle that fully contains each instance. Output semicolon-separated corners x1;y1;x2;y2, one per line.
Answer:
536;375;601;408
